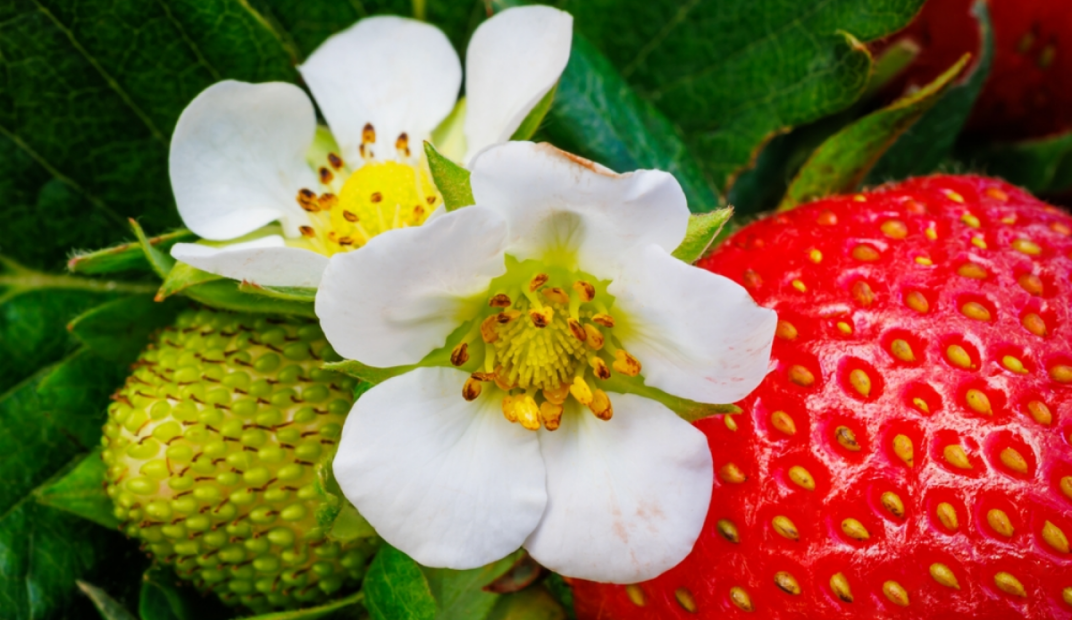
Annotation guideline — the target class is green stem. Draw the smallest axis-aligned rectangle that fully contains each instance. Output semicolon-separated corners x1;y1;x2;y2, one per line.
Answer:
0;255;157;298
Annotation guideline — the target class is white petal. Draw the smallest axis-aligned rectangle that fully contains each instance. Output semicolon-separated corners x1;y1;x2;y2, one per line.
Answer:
169;81;318;240
171;236;329;288
334;367;547;569
315;205;507;367
469;142;688;280
299;16;461;164
524;394;712;583
463;6;573;162
610;244;777;404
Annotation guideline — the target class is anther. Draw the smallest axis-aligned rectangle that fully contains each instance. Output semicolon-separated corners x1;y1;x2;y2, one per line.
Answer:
841;518;869;540
930;563;960;589
835;426;859;451
501;396;517;423
772;515;799;540
343;210;359;222
327;152;343;170
590;357;611;380
529;306;553;328
488;294;511;308
573;281;595;302
370;192;383;203
515;395;540;431
583;324;604;349
612;350;641;376
883;581;909;607
299;226;316;238
771;411;797;436
592;313;615;328
539;402;563;431
830;573;853;603
570;377;593;406
459;379;481;403
319;167;333;184
994;572;1026;597
774;571;801;595
542;287;569;304
497;310;521;324
317;193;337;210
589;389;613;421
717;519;740;543
1000;447;1028;474
567;318;587;342
450;342;469;367
528;273;549;292
936;502;959;531
893;434;914;467
480;315;499;343
395;133;410;157
543;382;570;405
879;492;904;519
729;587;753;612
297;188;319;211
362;123;375;144
944;444;972;469
988;509;1014;537
788;465;815;491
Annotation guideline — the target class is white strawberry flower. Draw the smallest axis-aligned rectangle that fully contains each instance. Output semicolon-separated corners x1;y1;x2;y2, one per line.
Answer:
168;7;572;288
316;141;778;582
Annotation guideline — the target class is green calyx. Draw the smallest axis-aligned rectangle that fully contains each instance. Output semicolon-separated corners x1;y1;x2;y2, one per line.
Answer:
102;308;378;613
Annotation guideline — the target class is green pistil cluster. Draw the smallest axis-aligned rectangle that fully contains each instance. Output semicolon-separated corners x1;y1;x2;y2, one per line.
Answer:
102;308;376;612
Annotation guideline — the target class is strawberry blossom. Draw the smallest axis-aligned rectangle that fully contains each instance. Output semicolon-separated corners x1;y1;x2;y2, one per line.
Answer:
167;7;572;287
316;141;777;582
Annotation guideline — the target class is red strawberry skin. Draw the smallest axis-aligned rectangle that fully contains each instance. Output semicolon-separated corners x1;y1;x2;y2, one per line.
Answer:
572;175;1072;619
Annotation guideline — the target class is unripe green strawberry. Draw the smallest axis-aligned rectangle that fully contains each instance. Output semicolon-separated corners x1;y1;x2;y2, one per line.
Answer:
101;307;376;613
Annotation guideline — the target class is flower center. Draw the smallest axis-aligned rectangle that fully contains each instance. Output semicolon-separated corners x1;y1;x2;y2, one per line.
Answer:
292;124;441;255
450;262;642;432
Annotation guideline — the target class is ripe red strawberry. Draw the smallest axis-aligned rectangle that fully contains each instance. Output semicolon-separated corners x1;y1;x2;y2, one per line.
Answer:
571;175;1072;619
878;0;1072;140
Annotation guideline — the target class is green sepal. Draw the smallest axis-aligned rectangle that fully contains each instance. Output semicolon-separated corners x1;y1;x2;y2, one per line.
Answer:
430;98;468;163
129;219;176;279
156;262;223;300
510;84;557;142
237;281;317;304
34;448;118;529
323;359;416;385
182;280;316;317
671;208;734;264
425;141;475;211
67;229;195;275
969;130;1072;195
422;550;525;620
779;52;970;211
864;39;921;99
601;373;741;423
67;295;184;362
76;581;137;620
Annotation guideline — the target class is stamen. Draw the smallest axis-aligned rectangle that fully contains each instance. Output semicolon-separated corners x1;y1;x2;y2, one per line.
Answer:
589;389;613;420
396;133;410;158
493;366;514;391
342;210;359;222
529;273;549;292
489;294;512;308
362;123;376;145
471;371;495;382
370;192;383;203
539;402;563;431
450;342;469;367
567;318;587;341
590;356;611;380
501;395;517;422
543;382;570;405
613;350;642;376
529;306;553;328
299;226;316;238
480;315;499;343
542;287;570;304
573;281;595;302
515;395;541;431
570;377;594;406
592;313;615;328
584;324;605;350
462;377;482;401
496;310;521;324
297;189;319;212
318;194;337;210
327;153;344;170
319;167;334;185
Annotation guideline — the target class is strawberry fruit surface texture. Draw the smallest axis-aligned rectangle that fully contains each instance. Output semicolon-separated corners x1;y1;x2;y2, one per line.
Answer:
573;175;1072;619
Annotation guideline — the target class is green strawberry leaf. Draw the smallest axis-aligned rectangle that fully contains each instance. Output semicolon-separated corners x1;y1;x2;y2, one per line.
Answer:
68;295;185;363
364;545;438;620
671;208;734;264
967;130;1072;195
543;35;718;212
158;262;225;300
76;581;138;620
35;447;118;529
425;141;475;211
779;53;970;211
485;586;567;620
564;0;927;194
868;0;994;183
422;551;524;620
67;230;196;276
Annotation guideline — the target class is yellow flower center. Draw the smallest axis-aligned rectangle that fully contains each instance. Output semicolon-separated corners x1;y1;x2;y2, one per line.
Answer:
291;124;440;255
450;262;642;432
